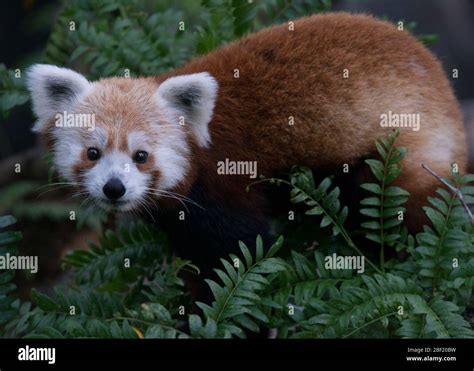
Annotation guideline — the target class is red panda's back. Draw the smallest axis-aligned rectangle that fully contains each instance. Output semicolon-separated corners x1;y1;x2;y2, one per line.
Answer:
174;13;464;171
170;13;466;228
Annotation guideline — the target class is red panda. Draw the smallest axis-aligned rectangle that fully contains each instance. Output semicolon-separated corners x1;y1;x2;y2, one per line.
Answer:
26;13;467;272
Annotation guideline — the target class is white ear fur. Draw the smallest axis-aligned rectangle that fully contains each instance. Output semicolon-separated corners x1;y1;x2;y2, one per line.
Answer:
26;64;91;132
155;72;218;147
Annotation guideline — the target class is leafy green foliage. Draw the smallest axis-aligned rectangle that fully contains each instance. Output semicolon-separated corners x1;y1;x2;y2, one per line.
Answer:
262;166;381;273
196;0;332;54
360;129;409;270
290;167;349;237
0;64;29;118
2;135;474;338
260;0;332;25
0;216;23;335
414;173;474;300
194;236;286;338
397;295;473;338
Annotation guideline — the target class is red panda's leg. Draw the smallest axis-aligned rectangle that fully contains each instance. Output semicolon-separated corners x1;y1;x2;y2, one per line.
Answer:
157;178;273;274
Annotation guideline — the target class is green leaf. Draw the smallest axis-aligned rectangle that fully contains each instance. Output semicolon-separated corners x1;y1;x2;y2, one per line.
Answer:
423;207;446;235
306;206;324;215
360;208;380;218
320;215;332;228
361;183;382;195
31;289;60;312
239;241;253;269
375;140;387;159
361;221;381;230
384;186;410;197
365;159;384;181
188;314;203;336
360;197;381;206
203;318;217;338
388;147;406;164
266;236;284;258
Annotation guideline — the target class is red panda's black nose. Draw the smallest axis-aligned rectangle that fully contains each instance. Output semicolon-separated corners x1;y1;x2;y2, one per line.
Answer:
103;178;126;200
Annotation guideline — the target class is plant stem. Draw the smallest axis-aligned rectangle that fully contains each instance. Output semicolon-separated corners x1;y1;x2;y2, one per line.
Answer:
379;142;397;273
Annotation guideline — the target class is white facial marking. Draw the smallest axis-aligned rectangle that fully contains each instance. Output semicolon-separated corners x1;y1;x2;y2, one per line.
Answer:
154;128;190;190
52;129;83;181
87;126;108;148
128;130;151;153
83;151;151;212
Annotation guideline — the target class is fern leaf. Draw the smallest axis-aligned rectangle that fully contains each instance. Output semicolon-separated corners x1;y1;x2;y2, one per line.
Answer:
196;236;286;337
360;129;409;271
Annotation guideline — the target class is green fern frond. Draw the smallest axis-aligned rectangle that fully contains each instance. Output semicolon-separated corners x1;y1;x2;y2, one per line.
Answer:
288;166;380;273
63;223;174;290
360;129;409;271
0;216;22;336
195;236;287;338
291;166;349;236
415;172;474;292
274;250;355;305
115;302;190;339
402;295;474;338
293;274;419;338
8;286;132;338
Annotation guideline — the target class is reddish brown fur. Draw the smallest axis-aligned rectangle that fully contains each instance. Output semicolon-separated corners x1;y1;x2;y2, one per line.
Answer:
150;13;467;228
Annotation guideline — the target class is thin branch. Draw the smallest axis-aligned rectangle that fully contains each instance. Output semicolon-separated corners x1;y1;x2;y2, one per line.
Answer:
422;163;474;226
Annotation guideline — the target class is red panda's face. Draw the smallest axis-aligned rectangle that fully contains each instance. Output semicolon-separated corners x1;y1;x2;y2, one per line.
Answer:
26;65;218;212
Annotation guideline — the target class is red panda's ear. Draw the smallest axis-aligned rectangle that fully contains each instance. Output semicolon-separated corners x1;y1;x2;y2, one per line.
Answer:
155;72;218;148
26;64;91;133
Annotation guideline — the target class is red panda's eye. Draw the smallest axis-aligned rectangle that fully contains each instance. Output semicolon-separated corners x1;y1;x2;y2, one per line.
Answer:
134;151;148;164
87;147;100;161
